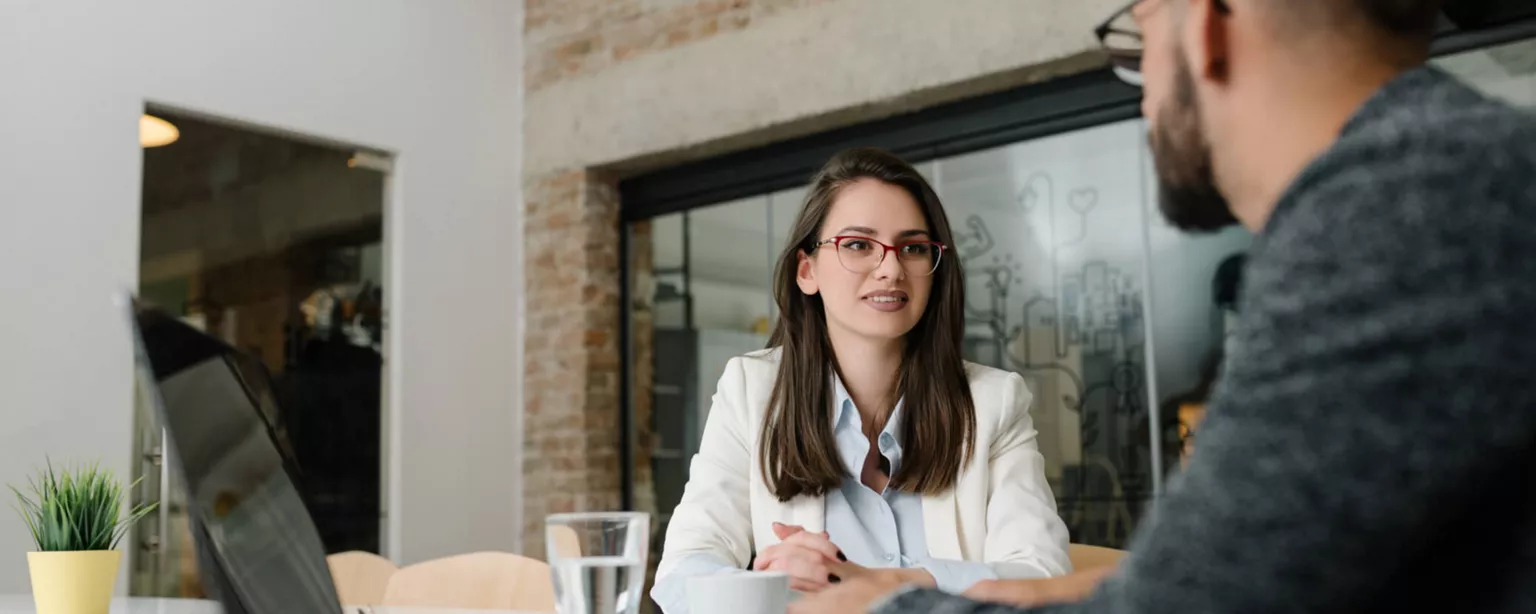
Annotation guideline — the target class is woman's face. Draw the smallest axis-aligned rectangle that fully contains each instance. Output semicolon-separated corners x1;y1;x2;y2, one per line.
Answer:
796;179;936;344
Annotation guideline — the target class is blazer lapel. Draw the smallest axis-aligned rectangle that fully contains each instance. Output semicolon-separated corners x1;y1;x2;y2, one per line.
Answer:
758;494;826;548
922;489;963;560
791;494;826;533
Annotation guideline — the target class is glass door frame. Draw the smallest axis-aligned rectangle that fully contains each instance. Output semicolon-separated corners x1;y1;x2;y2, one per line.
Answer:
130;102;398;597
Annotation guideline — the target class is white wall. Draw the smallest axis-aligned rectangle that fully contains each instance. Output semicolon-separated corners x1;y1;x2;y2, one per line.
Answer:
0;0;524;593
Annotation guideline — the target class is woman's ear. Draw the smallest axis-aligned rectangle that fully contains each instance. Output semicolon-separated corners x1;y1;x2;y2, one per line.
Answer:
796;250;819;296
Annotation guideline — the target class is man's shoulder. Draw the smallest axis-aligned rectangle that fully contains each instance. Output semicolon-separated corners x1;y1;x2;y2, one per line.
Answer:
1266;71;1536;259
1331;74;1528;182
1235;70;1536;359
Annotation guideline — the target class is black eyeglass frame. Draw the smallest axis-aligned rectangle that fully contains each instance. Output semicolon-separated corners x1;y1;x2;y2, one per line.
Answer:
1093;0;1232;85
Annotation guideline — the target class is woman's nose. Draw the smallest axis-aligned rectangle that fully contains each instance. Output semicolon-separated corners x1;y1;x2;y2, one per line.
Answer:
873;248;904;280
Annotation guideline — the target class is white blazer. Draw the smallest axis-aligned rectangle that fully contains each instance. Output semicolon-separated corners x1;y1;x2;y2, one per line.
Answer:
656;348;1072;581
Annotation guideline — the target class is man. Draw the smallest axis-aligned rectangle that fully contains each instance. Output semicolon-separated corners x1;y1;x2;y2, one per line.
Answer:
792;0;1536;612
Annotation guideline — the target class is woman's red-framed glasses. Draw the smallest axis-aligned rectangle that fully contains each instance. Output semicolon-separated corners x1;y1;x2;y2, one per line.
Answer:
811;236;947;277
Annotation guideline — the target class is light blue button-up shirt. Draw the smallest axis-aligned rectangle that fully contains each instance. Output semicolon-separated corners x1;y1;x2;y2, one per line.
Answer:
649;378;996;614
822;377;996;591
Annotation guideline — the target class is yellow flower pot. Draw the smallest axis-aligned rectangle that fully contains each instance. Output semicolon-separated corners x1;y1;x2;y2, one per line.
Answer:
27;550;121;614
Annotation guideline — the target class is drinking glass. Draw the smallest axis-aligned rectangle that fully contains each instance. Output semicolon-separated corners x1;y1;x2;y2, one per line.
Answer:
545;512;650;614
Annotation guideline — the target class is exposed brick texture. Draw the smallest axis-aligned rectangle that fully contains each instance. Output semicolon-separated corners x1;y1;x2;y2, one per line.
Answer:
521;168;625;558
521;170;661;611
521;175;662;601
521;0;859;566
526;0;835;91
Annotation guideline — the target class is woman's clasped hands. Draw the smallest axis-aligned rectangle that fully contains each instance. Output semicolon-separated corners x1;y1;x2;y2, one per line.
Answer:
752;522;852;593
754;522;934;594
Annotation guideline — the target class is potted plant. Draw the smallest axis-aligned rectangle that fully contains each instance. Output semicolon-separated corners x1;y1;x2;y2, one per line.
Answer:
11;462;157;614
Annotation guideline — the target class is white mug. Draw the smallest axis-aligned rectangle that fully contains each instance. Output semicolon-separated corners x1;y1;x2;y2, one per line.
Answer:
686;571;790;614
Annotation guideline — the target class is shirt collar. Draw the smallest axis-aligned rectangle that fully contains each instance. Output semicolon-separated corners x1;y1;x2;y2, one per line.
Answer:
831;374;904;444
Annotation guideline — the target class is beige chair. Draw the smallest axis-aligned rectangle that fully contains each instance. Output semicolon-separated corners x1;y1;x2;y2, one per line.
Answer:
547;524;584;559
327;551;398;606
382;551;557;612
1069;543;1128;572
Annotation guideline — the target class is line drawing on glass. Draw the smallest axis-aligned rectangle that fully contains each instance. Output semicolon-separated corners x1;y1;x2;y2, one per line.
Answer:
956;170;1146;546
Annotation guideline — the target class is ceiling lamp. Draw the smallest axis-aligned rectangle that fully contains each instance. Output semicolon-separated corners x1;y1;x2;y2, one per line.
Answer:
140;114;179;148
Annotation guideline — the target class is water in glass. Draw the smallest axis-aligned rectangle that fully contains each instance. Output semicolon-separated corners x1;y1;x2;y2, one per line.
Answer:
545;512;649;614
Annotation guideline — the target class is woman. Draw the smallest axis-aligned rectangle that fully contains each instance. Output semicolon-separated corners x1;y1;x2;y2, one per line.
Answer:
651;148;1070;613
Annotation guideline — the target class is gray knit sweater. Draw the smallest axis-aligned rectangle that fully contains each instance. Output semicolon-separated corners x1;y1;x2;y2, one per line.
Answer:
875;67;1536;614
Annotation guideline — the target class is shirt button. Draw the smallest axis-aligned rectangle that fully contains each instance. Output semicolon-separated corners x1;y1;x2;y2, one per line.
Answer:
884;553;895;562
879;433;895;449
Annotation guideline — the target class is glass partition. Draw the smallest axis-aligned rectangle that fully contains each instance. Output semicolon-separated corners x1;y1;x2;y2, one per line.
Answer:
625;34;1536;576
132;109;389;597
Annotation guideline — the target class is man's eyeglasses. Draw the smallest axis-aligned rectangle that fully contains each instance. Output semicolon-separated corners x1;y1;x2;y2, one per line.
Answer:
1094;0;1231;88
1095;0;1146;87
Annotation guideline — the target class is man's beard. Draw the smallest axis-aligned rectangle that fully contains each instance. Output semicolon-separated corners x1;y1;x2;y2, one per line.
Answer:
1149;54;1238;232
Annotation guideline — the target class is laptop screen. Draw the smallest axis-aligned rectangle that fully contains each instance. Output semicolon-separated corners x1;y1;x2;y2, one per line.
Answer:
129;299;343;614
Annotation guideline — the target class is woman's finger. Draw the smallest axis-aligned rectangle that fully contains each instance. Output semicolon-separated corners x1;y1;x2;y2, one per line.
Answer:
772;522;805;540
781;530;843;561
788;576;824;593
767;550;830;592
759;541;836;566
754;544;791;570
781;561;830;592
753;545;787;571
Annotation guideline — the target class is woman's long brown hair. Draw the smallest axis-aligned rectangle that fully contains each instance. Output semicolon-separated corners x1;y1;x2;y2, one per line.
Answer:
760;147;975;501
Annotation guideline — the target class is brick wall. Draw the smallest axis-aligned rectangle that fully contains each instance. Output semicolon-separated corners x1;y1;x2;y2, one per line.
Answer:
522;168;625;558
520;0;1122;561
526;0;834;93
522;0;845;558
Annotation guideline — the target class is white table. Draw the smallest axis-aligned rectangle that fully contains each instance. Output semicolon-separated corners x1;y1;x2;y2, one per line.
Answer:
0;596;536;613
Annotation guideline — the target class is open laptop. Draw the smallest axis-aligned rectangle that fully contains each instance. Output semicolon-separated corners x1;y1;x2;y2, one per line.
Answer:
127;295;347;613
